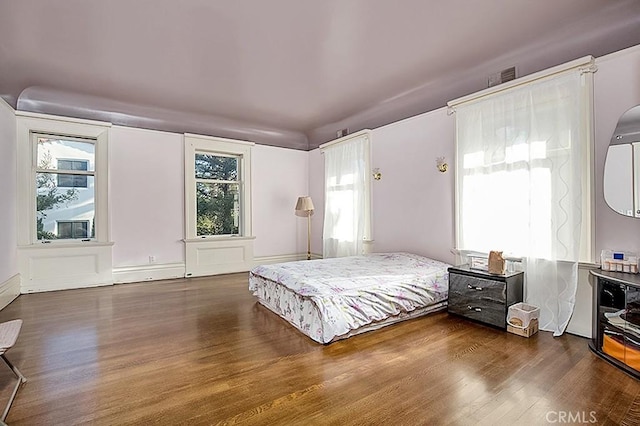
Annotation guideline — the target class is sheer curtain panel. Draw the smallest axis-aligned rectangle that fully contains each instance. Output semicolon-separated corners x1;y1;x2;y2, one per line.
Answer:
322;133;371;258
453;64;594;336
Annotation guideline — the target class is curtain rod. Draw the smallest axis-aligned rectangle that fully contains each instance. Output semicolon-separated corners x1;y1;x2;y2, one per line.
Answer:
319;129;372;152
447;55;596;113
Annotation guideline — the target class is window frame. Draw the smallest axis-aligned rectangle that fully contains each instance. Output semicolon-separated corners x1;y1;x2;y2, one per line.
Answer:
184;133;253;241
17;113;111;246
194;152;242;236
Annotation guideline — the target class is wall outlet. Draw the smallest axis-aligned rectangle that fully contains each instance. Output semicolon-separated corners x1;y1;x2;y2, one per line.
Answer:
148;255;156;264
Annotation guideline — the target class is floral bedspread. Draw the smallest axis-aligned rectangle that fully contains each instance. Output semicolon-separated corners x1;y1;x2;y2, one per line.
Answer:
249;252;450;343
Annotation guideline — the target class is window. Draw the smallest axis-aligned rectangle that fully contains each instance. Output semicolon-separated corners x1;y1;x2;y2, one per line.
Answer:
320;131;372;258
35;135;95;241
184;134;254;277
16;113;112;292
17;114;110;245
57;220;90;239
453;70;593;262
450;57;595;336
184;134;253;239
194;153;240;236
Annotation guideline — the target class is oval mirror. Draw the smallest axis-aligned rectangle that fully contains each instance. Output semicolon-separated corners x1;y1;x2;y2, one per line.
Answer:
604;105;640;217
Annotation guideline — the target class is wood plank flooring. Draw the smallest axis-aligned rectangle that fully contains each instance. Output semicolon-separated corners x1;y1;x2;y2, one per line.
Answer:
0;273;638;425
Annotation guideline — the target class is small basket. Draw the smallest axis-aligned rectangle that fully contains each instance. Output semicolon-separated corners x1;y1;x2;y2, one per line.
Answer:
507;303;540;337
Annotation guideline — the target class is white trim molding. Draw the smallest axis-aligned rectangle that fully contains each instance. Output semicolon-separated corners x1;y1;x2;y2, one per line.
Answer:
15;113;114;292
113;263;186;284
19;244;113;293
16;113;112;245
253;253;322;267
185;237;255;277
184;133;254;240
0;274;21;310
184;134;255;277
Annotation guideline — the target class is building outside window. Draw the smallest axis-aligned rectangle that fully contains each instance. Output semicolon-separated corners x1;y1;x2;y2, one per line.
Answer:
56;220;90;239
35;135;96;241
56;159;89;188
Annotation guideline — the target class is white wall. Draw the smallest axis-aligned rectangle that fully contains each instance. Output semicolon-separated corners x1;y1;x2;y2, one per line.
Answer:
110;126;311;269
308;110;456;264
371;109;455;264
0;99;17;284
594;44;640;256
110;126;184;267
252;144;310;258
564;43;640;337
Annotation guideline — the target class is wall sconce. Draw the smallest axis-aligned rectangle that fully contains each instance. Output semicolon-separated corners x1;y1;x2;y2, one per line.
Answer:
436;157;448;173
372;168;382;180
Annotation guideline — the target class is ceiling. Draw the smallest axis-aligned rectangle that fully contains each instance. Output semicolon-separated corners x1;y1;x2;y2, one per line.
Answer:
2;1;640;150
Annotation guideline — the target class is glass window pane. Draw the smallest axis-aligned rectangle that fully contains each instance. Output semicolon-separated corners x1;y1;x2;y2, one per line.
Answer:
36;173;95;240
57;174;74;188
57;174;88;188
37;137;95;172
57;222;72;239
74;221;89;238
58;160;73;170
196;182;240;236
195;154;238;181
56;221;89;239
72;160;88;171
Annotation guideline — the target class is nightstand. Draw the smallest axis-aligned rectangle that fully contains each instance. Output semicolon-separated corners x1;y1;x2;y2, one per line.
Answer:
447;265;524;329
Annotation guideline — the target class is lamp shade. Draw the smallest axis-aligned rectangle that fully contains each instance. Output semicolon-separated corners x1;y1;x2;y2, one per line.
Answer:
295;196;314;217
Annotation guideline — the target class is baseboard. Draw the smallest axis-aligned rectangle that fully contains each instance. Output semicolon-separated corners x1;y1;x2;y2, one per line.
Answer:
113;263;186;284
115;255;324;283
0;274;21;310
254;253;322;267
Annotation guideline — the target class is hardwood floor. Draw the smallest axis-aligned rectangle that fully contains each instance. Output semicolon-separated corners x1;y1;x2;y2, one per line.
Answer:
0;273;638;425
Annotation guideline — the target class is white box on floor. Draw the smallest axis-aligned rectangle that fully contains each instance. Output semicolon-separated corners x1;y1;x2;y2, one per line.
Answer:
507;302;540;337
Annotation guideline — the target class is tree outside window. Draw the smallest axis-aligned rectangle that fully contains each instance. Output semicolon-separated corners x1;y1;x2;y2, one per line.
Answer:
194;153;241;236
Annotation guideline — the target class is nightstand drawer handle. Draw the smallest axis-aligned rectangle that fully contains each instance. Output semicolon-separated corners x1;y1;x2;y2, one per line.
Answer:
467;306;482;312
467;284;483;291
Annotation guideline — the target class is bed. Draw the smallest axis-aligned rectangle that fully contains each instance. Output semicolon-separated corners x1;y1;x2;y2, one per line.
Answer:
249;252;451;343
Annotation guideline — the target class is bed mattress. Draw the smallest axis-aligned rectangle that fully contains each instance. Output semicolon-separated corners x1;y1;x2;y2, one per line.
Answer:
249;252;450;343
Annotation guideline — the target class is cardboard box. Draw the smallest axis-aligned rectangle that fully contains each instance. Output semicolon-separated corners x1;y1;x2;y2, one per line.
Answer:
507;302;540;337
507;318;539;337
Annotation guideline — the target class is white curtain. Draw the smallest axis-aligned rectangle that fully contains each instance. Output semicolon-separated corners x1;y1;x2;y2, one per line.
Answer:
455;70;591;336
322;135;370;258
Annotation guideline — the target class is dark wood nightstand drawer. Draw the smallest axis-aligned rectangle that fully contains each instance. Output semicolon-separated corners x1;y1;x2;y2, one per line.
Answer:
449;273;506;303
447;265;523;329
448;296;507;328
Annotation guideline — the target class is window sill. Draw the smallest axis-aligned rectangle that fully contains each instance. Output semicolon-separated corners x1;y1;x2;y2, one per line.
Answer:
450;248;598;269
183;236;255;243
18;241;115;250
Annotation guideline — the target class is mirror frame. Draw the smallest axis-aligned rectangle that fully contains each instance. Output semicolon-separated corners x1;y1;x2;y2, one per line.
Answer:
604;105;640;217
